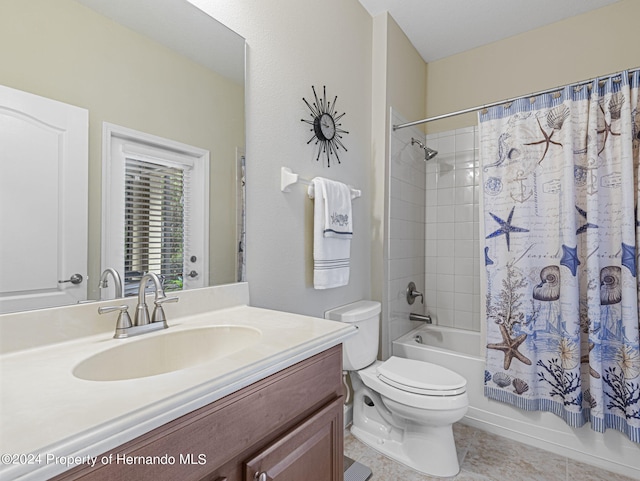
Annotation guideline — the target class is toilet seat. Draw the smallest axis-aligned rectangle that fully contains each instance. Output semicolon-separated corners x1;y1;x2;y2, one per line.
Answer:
377;356;466;396
358;360;468;411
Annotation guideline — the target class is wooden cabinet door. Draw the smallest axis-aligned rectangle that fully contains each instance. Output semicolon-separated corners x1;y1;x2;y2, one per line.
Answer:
244;398;343;481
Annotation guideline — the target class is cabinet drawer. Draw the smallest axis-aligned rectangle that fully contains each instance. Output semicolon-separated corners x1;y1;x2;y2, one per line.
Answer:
53;345;342;481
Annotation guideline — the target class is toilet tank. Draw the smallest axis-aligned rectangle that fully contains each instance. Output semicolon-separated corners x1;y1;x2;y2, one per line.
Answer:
325;300;381;371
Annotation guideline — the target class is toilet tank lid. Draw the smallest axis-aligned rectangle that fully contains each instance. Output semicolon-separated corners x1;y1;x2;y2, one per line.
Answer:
324;300;381;323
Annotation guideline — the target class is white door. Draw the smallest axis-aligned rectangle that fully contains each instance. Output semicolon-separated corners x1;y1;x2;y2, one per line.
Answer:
0;85;88;313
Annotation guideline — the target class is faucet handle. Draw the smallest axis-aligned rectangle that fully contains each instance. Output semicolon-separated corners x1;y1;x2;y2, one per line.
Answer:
152;296;179;325
406;281;424;305
154;295;179;306
412;290;424;304
98;304;133;339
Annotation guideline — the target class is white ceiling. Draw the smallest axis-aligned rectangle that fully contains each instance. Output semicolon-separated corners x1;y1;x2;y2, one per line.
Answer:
358;0;621;62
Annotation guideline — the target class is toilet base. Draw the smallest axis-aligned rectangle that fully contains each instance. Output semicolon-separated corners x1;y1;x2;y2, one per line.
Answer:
350;422;460;477
350;371;463;477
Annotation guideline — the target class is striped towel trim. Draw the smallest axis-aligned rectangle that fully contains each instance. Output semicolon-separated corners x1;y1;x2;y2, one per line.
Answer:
314;259;350;270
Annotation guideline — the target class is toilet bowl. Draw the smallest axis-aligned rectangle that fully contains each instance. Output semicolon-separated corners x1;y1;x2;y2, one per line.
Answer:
325;301;469;477
352;357;468;477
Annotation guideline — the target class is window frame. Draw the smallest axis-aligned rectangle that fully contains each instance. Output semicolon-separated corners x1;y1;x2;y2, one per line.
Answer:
101;123;209;298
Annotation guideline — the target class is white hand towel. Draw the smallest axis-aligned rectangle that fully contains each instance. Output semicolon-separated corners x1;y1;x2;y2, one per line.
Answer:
319;178;353;239
309;177;352;289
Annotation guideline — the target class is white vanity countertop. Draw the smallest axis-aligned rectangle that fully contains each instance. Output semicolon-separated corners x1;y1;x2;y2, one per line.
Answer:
0;287;355;481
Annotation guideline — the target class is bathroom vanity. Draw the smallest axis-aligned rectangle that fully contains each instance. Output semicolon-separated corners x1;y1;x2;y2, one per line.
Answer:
52;346;343;481
0;283;354;481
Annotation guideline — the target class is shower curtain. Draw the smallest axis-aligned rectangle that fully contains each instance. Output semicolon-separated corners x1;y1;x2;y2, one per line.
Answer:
479;70;640;441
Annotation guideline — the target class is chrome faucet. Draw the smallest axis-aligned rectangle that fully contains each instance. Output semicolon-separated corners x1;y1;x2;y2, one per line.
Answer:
99;268;123;299
409;312;432;324
98;272;178;339
134;272;178;327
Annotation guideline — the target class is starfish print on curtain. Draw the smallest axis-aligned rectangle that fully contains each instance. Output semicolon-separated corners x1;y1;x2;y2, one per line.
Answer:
487;324;532;370
485;206;530;251
523;115;564;165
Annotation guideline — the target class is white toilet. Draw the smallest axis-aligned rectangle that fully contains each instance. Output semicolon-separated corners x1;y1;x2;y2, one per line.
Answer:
326;301;468;477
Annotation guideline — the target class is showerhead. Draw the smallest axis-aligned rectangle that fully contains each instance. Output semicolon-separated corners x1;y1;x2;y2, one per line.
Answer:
425;146;438;160
411;137;438;161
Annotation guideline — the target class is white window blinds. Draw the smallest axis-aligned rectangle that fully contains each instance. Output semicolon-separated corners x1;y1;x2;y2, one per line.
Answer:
124;157;191;293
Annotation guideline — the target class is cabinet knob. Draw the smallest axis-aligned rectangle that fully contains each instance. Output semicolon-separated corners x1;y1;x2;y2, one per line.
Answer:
255;472;268;481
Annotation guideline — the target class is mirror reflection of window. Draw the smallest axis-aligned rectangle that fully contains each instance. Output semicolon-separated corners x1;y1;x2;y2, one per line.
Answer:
103;124;209;297
124;158;186;294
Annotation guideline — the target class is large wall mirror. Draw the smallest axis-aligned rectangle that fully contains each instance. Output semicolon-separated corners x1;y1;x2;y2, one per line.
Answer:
0;0;245;313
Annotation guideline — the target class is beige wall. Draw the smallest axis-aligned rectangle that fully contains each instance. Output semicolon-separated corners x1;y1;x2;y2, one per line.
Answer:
192;0;374;316
0;0;244;296
386;16;427;132
370;12;427;357
425;0;640;133
193;0;425;326
370;13;389;313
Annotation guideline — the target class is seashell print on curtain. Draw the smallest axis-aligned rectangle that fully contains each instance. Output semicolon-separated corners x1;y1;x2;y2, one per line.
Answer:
479;70;640;442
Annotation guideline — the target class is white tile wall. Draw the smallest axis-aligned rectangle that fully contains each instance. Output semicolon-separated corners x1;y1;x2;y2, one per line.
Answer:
387;111;427;345
386;116;482;357
425;127;481;331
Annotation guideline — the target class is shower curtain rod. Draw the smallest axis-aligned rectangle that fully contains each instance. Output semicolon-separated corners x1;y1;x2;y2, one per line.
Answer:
393;67;640;131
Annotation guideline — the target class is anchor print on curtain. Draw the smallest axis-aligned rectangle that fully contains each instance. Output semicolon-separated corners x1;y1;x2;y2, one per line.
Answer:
479;70;640;441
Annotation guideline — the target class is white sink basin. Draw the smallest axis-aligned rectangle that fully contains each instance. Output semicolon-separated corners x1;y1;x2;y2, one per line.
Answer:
73;325;262;381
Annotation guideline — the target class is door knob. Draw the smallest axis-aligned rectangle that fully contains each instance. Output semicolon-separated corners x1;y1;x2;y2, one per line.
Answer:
58;273;83;285
187;270;198;278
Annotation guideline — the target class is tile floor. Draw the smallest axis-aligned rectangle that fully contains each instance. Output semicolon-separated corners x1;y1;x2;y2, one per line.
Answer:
344;423;637;481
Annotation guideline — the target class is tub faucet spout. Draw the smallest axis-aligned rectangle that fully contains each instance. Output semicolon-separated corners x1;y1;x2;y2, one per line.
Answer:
410;313;432;324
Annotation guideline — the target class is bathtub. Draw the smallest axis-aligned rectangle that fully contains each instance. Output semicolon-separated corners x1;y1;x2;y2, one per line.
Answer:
392;324;640;478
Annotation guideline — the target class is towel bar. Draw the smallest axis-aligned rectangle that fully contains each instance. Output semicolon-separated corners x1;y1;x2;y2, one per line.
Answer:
280;167;361;198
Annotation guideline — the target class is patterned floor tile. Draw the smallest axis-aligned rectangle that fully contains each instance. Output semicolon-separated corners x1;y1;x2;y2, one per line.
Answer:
566;459;637;481
461;429;567;481
343;423;636;481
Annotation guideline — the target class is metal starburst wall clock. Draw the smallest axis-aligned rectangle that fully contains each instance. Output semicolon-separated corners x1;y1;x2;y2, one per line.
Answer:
301;86;348;167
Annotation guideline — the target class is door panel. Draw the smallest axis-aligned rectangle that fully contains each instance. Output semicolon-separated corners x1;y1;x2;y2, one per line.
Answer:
244;398;343;481
0;84;88;313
